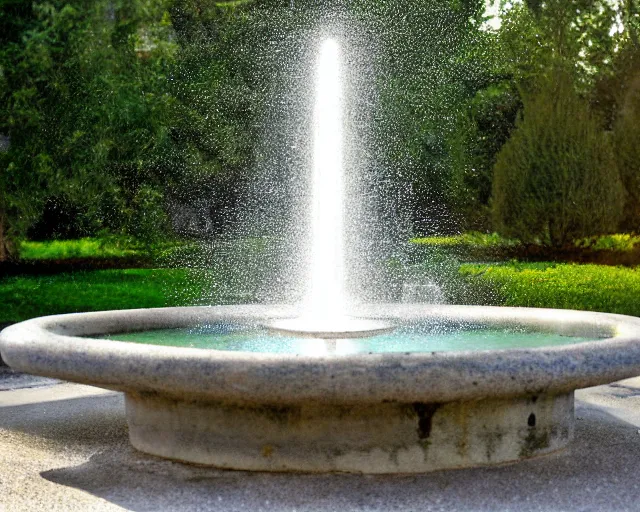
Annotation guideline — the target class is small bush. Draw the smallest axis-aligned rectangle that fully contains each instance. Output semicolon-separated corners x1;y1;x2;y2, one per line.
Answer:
492;71;625;247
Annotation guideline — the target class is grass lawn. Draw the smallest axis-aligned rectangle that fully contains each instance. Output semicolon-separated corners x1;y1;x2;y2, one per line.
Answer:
461;262;640;317
0;237;277;325
2;259;639;326
0;269;223;325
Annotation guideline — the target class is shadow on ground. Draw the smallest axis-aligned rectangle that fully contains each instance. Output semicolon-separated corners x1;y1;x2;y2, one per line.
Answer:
0;389;126;449
0;365;59;391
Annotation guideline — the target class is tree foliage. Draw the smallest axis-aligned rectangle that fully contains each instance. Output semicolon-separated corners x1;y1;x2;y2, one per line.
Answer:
166;1;258;203
163;0;491;237
501;0;625;90
2;0;639;259
492;71;625;247
453;0;639;237
610;46;640;230
359;0;490;234
0;0;176;259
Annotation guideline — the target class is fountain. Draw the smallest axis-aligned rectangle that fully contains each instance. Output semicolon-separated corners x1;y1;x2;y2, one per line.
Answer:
2;38;640;473
270;39;391;339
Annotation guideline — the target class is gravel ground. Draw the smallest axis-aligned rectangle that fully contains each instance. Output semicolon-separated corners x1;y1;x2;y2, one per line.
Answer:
1;374;639;512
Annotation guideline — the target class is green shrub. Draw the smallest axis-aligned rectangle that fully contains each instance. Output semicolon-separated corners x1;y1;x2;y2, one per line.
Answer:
448;82;522;232
492;71;625;247
574;233;640;252
414;231;640;254
411;232;519;249
611;50;640;231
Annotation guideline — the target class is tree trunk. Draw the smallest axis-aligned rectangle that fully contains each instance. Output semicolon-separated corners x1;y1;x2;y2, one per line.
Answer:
0;209;6;262
0;208;16;262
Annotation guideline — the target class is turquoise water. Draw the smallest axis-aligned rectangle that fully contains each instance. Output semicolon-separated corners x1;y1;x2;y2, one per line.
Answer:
99;323;598;355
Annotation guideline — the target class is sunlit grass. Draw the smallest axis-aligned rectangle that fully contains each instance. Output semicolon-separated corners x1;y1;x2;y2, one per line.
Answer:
461;262;640;316
2;261;640;325
19;238;144;260
0;269;214;324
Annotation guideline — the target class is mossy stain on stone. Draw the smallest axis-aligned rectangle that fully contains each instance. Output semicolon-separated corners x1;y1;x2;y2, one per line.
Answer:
246;403;302;426
483;430;505;461
261;445;274;458
412;403;441;439
520;428;551;458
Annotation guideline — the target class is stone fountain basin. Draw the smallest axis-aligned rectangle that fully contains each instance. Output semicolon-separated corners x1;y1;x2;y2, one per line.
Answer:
1;304;640;473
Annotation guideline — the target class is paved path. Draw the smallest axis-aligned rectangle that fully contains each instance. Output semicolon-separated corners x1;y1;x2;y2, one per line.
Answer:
1;374;640;511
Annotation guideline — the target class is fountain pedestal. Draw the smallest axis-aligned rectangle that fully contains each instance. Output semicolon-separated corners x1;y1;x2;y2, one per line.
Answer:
126;391;573;473
267;315;395;339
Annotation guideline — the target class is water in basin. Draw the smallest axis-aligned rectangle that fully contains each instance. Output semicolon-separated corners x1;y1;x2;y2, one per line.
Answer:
98;323;599;356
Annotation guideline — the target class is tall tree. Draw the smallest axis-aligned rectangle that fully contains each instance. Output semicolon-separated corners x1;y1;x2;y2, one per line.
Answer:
451;0;634;234
492;70;624;246
0;0;176;260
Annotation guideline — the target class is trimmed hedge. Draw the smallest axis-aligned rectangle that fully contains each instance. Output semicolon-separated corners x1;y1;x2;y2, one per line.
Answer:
19;238;144;260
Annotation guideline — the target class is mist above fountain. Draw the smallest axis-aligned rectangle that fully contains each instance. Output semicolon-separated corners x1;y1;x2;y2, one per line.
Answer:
269;38;393;339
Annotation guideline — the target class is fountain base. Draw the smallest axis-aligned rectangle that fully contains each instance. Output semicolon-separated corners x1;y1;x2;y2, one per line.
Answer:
267;316;395;339
126;391;574;473
3;305;640;474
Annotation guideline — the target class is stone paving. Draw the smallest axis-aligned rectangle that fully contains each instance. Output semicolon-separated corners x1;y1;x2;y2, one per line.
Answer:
1;374;639;511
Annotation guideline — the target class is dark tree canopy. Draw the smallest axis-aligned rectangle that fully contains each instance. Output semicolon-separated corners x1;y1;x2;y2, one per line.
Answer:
1;0;639;260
